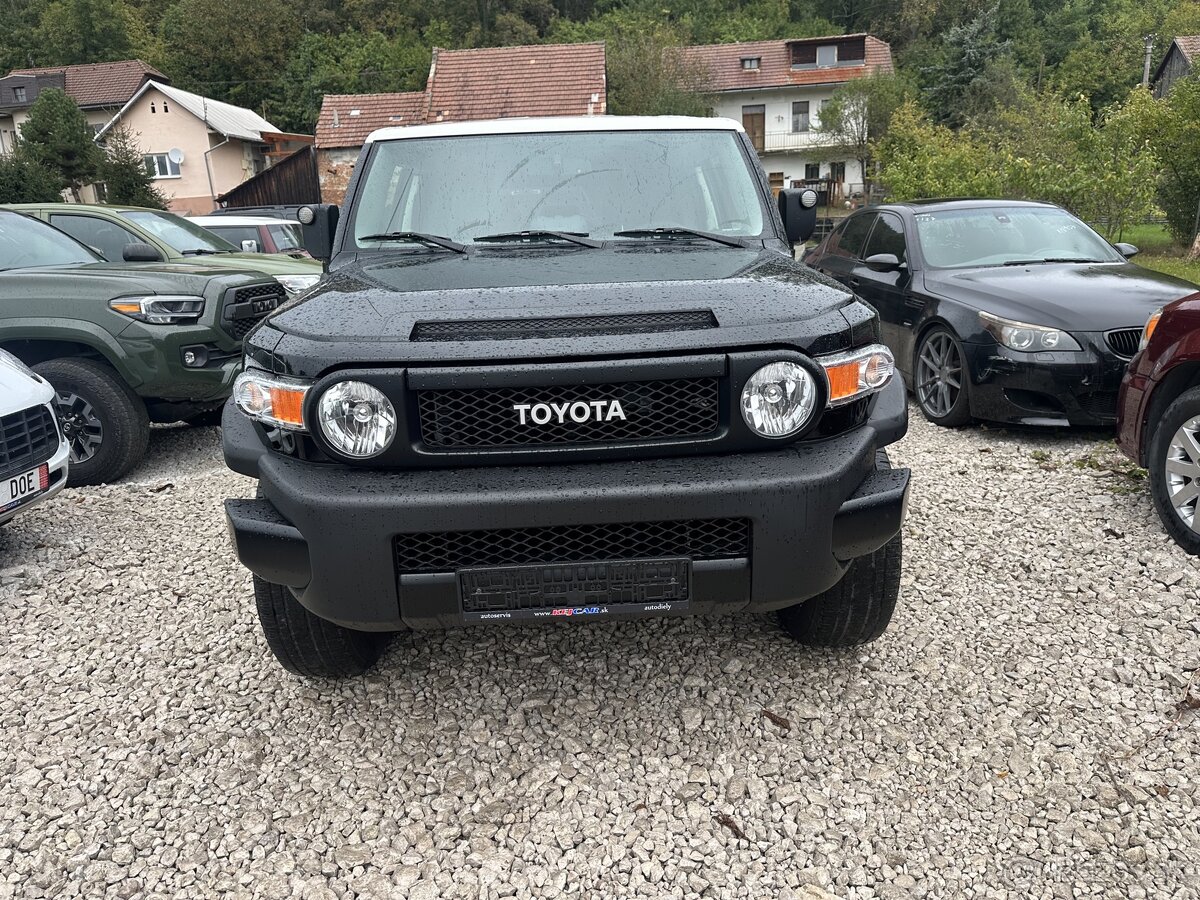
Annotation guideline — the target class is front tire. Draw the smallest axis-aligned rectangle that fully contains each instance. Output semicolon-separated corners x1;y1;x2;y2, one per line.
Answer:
34;358;149;486
778;533;902;647
914;327;971;427
1147;386;1200;555
253;575;391;677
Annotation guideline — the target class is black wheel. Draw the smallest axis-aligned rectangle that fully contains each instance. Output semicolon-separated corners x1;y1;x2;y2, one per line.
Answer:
253;575;391;677
914;327;971;426
778;533;902;647
1147;386;1200;555
34;358;148;486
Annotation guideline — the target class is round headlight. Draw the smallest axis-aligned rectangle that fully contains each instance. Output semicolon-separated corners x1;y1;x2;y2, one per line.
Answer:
317;381;396;458
740;362;817;438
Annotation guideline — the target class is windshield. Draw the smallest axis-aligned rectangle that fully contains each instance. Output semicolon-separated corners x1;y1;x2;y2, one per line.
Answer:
267;223;303;251
350;130;766;247
913;207;1123;268
0;211;99;269
120;210;239;254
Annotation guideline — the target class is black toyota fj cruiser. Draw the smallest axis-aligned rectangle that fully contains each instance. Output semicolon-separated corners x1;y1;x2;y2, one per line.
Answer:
222;116;910;677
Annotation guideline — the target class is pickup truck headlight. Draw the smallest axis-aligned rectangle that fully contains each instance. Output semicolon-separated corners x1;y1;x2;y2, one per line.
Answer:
979;311;1081;352
233;369;310;431
740;362;818;438
317;381;396;458
109;295;205;325
275;275;320;295
818;344;895;407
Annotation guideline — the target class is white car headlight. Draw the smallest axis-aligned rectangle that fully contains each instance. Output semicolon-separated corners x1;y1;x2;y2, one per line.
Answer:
980;311;1081;352
109;295;205;325
740;361;818;438
233;369;311;431
275;275;320;295
317;380;396;458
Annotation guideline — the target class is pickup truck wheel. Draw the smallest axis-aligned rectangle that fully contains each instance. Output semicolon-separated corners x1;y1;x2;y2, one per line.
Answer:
778;533;902;647
253;575;391;677
34;358;149;487
1147;386;1200;554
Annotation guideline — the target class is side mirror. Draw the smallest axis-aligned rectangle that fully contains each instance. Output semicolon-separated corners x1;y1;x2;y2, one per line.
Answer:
297;203;339;262
863;252;903;272
1114;242;1139;258
122;242;163;262
240;239;259;253
778;188;818;245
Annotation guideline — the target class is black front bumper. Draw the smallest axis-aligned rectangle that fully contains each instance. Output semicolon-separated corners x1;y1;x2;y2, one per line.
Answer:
963;339;1128;427
223;378;910;630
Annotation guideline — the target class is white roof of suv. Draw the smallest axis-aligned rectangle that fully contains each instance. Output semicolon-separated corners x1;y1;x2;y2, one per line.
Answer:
365;115;745;145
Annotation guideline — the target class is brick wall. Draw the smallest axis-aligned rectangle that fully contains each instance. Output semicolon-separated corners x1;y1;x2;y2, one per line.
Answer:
318;148;360;205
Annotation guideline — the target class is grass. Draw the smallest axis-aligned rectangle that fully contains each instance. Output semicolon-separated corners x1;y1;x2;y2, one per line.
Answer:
1108;223;1200;287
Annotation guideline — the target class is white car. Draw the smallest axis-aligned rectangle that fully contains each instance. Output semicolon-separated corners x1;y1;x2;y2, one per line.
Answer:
189;215;308;256
0;350;69;527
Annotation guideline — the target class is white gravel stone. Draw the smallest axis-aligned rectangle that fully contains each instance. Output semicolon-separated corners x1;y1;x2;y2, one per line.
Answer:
1;416;1198;899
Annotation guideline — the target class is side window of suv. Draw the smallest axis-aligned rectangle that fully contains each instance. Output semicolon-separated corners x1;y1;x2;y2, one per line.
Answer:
861;212;907;264
50;214;141;263
829;212;877;260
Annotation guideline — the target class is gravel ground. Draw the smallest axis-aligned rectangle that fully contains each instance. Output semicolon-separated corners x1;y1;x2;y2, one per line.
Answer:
2;412;1198;900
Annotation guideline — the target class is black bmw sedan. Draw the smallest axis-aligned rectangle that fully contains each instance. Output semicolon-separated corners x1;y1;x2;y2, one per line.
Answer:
806;199;1199;427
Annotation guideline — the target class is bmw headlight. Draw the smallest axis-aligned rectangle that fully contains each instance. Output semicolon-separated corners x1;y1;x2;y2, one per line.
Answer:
979;311;1081;352
740;361;818;438
275;274;320;295
317;380;396;458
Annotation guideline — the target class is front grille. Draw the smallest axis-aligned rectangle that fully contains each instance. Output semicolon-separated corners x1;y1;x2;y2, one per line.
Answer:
222;283;285;340
411;310;718;342
395;517;751;573
418;377;720;448
1105;328;1142;359
0;405;58;480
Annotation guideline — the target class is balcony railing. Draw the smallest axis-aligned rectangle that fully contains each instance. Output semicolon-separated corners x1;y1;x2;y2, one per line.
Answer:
754;131;839;153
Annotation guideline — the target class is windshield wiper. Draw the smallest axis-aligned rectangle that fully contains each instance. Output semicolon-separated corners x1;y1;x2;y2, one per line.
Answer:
181;248;231;256
612;227;748;248
474;229;602;248
358;231;468;253
1002;257;1099;266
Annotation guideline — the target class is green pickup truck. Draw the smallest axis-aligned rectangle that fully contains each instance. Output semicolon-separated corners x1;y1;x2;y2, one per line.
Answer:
0;209;286;485
6;203;322;296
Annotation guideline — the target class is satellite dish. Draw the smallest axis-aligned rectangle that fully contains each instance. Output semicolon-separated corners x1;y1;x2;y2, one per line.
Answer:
167;148;185;165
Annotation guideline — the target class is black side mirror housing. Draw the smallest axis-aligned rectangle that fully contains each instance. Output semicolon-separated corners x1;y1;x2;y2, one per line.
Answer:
122;242;162;262
1114;242;1139;258
863;252;903;272
298;204;340;263
778;188;819;245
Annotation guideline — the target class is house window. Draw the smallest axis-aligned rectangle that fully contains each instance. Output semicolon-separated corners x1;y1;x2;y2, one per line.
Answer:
792;101;810;133
816;45;837;67
13;87;26;103
150;102;156;113
805;163;821;180
143;153;181;178
741;57;761;70
163;102;169;113
791;44;817;68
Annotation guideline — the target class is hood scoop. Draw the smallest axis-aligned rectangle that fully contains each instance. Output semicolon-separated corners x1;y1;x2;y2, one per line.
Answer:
410;309;718;342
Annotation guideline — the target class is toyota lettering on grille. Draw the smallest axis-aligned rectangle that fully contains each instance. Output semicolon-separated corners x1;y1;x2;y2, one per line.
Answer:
513;399;628;425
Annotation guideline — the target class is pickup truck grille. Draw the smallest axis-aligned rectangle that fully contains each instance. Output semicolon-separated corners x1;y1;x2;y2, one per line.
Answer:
417;377;720;449
395;517;751;573
0;405;58;480
221;283;286;340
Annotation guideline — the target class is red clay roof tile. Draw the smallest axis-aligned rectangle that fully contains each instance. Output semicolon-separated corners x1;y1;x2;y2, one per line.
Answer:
9;59;165;108
676;35;894;93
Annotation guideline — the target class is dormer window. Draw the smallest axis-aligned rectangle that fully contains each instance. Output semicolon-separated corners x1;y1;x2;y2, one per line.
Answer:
741;57;761;71
13;87;26;103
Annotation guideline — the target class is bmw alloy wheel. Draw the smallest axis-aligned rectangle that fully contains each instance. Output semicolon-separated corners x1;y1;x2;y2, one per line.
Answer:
1165;415;1200;533
55;391;104;463
916;331;963;419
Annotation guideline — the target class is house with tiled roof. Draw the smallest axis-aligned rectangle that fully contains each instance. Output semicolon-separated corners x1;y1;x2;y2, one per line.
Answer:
0;59;164;156
315;43;606;203
1152;36;1200;98
677;34;894;204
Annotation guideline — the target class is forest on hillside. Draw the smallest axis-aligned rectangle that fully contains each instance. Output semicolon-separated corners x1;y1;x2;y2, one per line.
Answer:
4;0;1200;134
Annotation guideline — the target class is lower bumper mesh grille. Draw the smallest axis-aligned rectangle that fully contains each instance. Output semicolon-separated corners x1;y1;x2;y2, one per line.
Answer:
394;517;751;574
0;405;58;481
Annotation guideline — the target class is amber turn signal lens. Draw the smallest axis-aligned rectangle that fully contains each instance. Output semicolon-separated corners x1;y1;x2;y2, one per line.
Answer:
233;370;311;431
1140;308;1162;352
818;345;896;407
824;362;861;403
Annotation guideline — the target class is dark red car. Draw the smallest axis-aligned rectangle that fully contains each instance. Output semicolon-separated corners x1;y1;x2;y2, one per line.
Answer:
1116;291;1200;552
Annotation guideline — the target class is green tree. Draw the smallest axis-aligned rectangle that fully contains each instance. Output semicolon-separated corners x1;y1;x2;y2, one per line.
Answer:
875;101;1003;199
0;144;63;203
36;0;144;65
921;3;1016;126
97;125;166;208
1142;77;1200;244
18;88;103;202
818;72;913;196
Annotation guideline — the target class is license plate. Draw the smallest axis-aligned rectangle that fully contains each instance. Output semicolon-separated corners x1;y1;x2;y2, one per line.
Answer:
1;464;49;512
459;557;691;622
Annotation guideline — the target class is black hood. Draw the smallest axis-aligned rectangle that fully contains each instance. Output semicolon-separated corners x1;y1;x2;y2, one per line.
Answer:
923;261;1199;332
254;246;864;376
